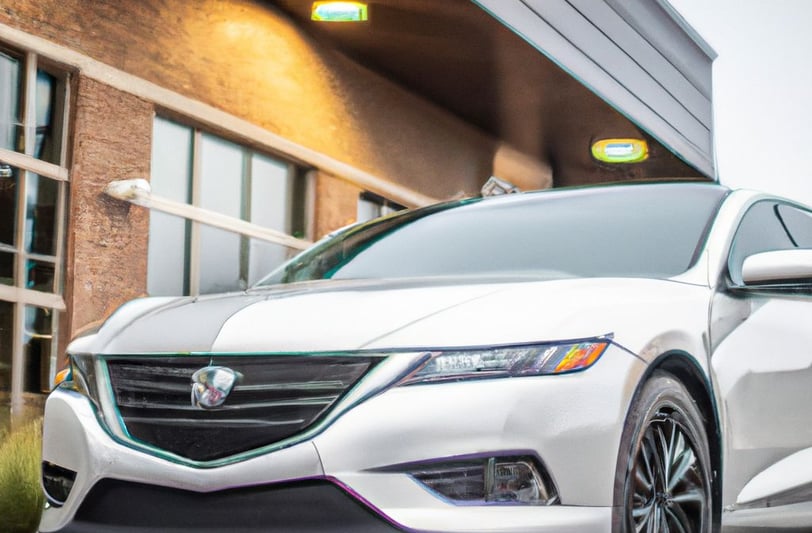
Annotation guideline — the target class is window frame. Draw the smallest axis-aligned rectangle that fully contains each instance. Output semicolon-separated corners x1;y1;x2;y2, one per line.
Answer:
0;47;71;413
148;115;315;296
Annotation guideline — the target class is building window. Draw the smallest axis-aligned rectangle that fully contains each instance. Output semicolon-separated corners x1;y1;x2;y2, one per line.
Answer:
357;191;405;223
0;44;69;422
148;116;311;296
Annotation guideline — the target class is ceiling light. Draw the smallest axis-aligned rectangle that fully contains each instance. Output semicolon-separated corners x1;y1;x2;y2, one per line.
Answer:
591;138;649;164
311;2;368;22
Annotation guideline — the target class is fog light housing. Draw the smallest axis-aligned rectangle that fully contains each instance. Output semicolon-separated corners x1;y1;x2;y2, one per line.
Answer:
407;455;558;505
42;462;77;507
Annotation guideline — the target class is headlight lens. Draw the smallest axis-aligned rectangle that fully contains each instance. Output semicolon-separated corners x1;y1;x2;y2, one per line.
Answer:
63;353;103;411
401;340;609;385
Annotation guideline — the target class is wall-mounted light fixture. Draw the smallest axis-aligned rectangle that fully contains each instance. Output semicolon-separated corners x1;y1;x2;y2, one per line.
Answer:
311;2;368;22
591;138;649;164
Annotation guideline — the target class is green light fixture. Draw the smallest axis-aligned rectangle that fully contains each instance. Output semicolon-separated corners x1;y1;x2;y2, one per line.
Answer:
311;2;368;22
591;138;649;164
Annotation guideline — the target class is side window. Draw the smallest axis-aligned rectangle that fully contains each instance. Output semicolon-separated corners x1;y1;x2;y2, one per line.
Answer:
776;204;812;248
728;202;795;285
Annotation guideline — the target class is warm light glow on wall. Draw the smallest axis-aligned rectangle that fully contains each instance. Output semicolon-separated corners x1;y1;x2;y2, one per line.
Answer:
311;2;368;22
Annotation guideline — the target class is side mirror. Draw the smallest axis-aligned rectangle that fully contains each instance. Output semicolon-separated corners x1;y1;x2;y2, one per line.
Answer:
741;249;812;285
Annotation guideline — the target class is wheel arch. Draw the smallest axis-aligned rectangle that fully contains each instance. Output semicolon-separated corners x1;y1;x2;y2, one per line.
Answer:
645;350;723;529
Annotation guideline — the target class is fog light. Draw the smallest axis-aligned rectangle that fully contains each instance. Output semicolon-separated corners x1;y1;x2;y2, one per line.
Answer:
42;462;77;507
408;455;558;505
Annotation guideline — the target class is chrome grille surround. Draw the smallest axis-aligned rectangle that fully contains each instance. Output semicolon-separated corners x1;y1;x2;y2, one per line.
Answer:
104;354;383;462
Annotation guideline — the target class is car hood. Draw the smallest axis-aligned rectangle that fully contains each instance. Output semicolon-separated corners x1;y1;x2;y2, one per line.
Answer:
72;276;710;356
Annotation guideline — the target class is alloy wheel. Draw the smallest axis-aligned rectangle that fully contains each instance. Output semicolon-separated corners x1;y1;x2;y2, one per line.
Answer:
628;409;708;533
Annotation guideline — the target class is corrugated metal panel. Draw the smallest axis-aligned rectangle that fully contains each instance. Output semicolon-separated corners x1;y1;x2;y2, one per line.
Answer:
473;0;716;178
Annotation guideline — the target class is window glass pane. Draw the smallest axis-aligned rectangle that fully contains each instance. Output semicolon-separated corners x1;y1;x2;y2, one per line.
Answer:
251;154;290;231
248;239;291;286
0;51;21;153
26;258;55;292
0;301;12;395
357;195;381;223
199;226;241;293
248;154;291;282
148;118;193;296
35;70;58;162
25;173;59;256
150;117;192;201
200;134;243;217
729;202;796;284
0;162;18;247
0;251;13;286
357;192;404;224
199;134;243;293
22;305;53;393
777;205;812;248
147;212;188;296
263;185;727;285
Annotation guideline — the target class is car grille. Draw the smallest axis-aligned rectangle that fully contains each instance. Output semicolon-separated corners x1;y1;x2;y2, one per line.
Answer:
105;355;381;462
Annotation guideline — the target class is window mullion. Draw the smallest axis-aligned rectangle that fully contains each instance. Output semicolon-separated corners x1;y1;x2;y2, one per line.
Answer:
240;150;251;288
14;169;27;290
53;180;67;294
57;74;71;167
22;51;36;157
0;148;68;181
188;130;202;296
9;300;23;417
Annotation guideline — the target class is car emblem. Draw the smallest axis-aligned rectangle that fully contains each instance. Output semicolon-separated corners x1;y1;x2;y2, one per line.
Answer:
191;366;238;409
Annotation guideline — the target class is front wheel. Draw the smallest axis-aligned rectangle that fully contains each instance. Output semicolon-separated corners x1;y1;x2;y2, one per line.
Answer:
612;371;713;533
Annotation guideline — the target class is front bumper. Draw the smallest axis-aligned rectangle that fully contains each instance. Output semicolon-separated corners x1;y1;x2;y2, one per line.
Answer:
40;346;642;532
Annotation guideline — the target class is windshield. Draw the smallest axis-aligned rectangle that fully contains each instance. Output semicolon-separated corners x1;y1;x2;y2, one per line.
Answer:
257;183;728;286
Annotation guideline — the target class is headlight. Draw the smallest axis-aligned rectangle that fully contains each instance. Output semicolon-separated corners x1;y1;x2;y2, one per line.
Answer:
401;340;609;385
59;353;103;412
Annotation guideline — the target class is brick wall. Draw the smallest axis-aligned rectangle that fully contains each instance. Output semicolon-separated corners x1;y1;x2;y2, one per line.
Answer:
63;76;153;339
0;0;551;341
0;0;537;200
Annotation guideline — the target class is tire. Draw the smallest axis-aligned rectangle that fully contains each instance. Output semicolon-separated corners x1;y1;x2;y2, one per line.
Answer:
612;371;713;533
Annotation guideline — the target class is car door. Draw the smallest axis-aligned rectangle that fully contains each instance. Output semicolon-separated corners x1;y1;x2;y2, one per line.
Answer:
711;200;812;513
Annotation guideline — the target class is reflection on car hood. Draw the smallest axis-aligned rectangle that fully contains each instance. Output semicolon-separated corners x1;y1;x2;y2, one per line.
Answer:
73;276;708;355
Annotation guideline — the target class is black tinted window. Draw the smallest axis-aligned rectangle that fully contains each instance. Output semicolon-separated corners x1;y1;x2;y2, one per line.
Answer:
260;184;727;285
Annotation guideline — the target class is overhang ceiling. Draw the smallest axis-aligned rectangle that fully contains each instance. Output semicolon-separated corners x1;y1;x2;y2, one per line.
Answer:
266;0;705;187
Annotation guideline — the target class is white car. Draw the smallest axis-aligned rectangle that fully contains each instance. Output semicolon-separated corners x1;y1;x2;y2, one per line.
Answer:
39;182;812;532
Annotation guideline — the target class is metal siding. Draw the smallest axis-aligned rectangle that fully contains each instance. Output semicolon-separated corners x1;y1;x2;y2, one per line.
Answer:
473;0;715;178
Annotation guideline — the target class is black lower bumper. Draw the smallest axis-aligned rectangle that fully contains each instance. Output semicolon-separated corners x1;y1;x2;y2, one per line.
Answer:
49;478;404;532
